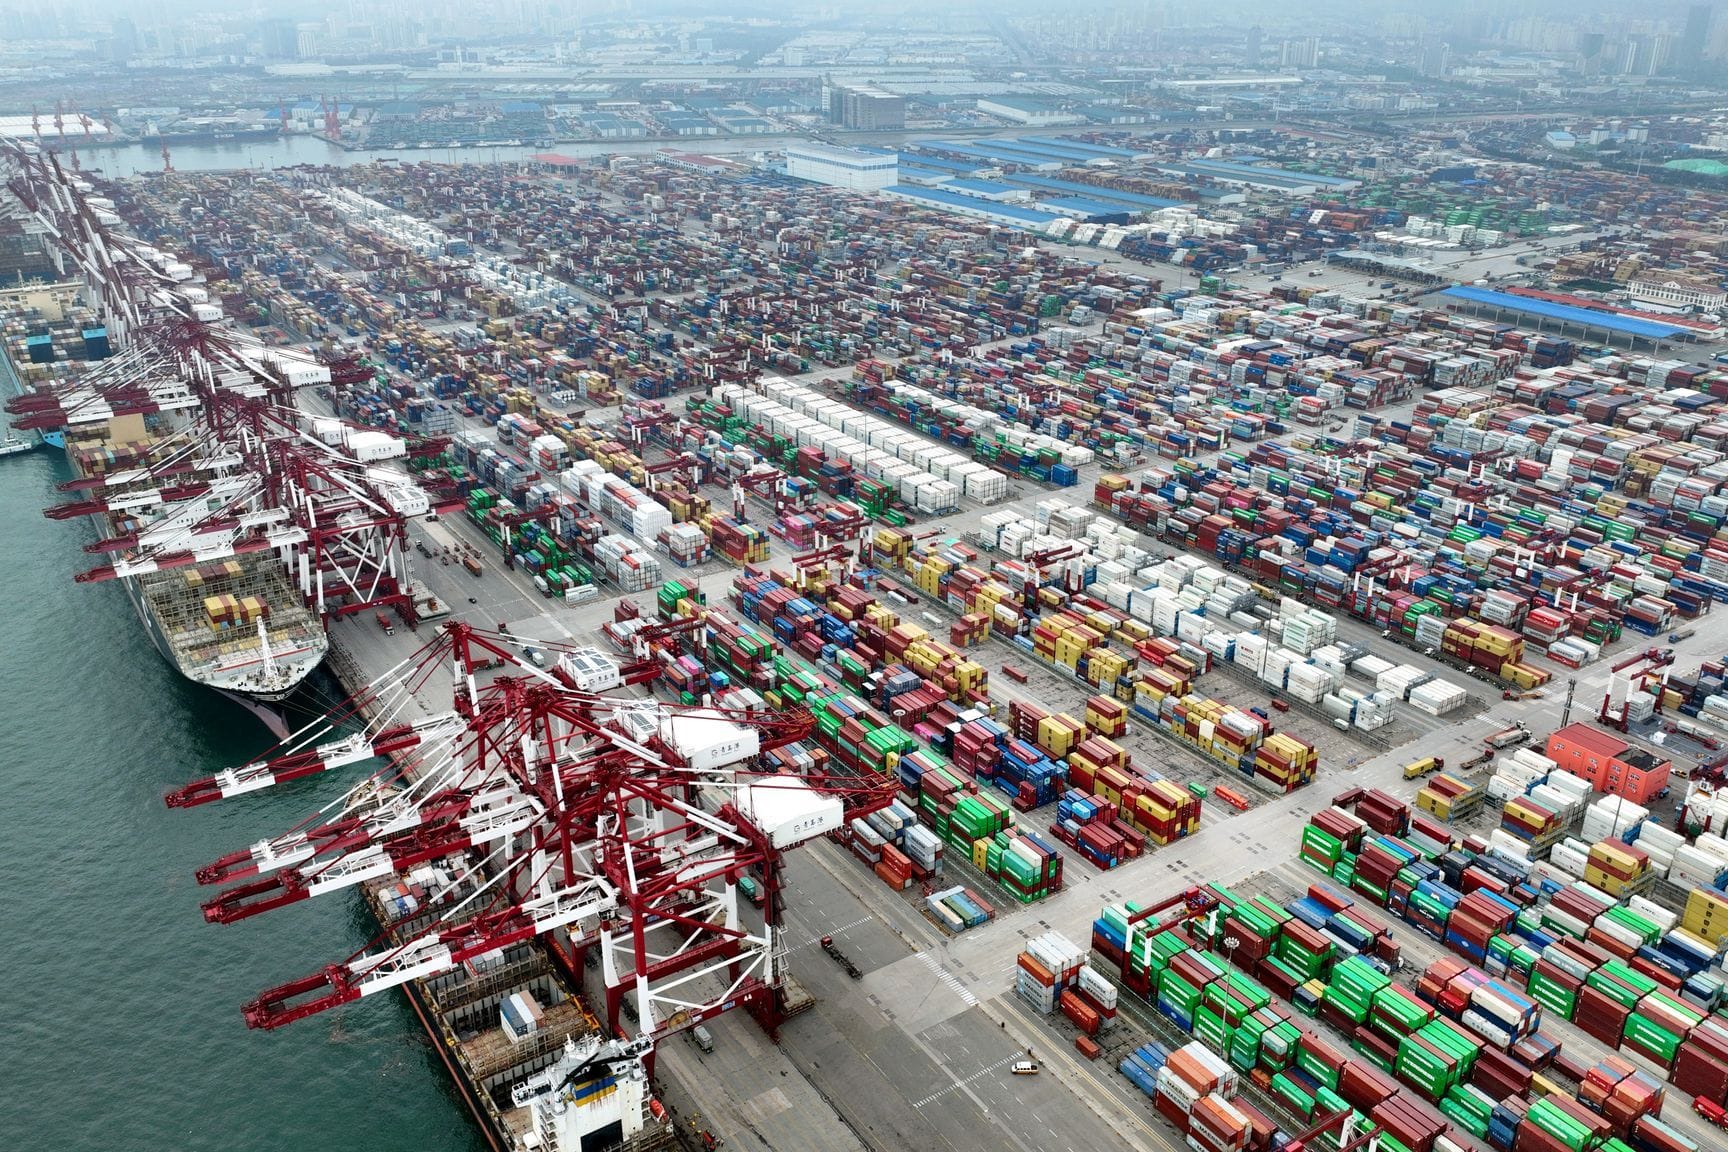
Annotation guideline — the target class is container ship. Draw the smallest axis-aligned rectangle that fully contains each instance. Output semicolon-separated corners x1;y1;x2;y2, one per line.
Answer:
0;264;327;732
53;383;329;733
358;865;678;1152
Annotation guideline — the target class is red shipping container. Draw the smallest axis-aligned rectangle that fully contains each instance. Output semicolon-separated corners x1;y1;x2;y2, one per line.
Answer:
1338;1051;1400;1111
1058;989;1101;1036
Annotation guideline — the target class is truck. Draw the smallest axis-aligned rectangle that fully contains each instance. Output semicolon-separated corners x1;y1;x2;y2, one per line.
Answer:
738;874;765;907
1402;756;1444;780
375;612;395;635
820;935;862;980
1485;723;1531;750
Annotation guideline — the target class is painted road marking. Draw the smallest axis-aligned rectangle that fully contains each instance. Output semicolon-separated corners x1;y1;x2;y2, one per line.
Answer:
910;1054;1021;1108
915;950;980;1007
786;916;874;952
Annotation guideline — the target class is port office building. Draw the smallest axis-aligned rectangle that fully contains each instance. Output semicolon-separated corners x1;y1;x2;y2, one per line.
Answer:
785;144;899;192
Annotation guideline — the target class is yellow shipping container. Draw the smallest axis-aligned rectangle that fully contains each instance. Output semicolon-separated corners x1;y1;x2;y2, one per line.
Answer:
1682;889;1728;943
1415;789;1453;820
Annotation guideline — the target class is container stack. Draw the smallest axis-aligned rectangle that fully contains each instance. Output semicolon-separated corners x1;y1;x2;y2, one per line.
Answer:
1582;841;1653;899
660;522;710;566
1500;796;1567;855
1681;886;1728;945
592;534;662;593
983;829;1064;904
1416;774;1484;823
705;515;771;565
1015;931;1083;1014
923;885;994;933
499;990;545;1044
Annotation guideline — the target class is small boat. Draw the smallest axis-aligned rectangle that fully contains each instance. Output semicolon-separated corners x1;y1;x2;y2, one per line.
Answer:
0;433;40;457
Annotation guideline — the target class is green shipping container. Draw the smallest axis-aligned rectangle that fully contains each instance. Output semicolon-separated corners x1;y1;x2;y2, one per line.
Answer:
1272;1072;1317;1118
1525;970;1579;1020
1353;1032;1396;1072
1621;1014;1682;1063
1295;1043;1341;1090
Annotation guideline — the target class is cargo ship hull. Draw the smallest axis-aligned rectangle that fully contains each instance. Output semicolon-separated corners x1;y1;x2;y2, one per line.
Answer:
70;454;326;735
0;344;63;448
120;570;309;737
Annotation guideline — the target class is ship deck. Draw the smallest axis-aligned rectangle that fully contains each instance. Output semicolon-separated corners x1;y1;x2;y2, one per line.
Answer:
56;412;328;697
362;870;619;1150
142;561;327;686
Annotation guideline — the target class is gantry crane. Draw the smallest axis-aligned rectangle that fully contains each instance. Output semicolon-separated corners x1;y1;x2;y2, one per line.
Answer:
167;622;896;1046
792;545;857;591
621;399;680;454
4;140;423;626
642;452;703;494
601;607;710;674
1017;543;1088;613
1598;646;1675;731
731;467;806;523
488;502;556;571
1286;1109;1382;1152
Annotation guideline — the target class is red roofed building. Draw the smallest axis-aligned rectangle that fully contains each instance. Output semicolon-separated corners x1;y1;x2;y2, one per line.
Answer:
1544;724;1671;804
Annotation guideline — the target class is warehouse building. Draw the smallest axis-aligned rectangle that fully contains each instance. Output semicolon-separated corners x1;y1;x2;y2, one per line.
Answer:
1018;136;1145;160
1629;274;1727;312
785;144;899;191
998;173;1184;211
938;178;1032;203
881;185;1064;228
1037;197;1135;224
916;142;1064;172
1437;286;1701;348
975;98;1084;127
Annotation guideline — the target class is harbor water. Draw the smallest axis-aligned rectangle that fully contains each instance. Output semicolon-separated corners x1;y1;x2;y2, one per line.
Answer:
0;448;484;1151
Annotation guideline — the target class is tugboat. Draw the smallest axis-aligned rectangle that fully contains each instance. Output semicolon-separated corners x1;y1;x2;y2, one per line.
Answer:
0;432;39;457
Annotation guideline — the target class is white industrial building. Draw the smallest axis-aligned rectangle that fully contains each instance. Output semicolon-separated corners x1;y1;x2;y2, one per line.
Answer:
1630;275;1726;312
785;144;899;191
975;98;1084;127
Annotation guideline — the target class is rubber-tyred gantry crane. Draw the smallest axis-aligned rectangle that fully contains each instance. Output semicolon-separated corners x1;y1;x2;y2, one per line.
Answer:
1599;646;1674;731
169;622;896;1047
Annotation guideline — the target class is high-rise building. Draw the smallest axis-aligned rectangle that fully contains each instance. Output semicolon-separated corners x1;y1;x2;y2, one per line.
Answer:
1619;33;1668;76
1245;26;1263;69
1681;4;1714;70
1419;41;1450;79
1280;36;1321;69
259;18;298;60
108;16;138;62
828;86;905;131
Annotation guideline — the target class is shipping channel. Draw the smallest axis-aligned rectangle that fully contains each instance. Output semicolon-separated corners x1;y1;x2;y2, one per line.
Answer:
0;447;483;1152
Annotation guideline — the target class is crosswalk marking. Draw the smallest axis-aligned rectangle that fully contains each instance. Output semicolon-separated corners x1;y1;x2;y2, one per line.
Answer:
786;916;874;952
915;950;979;1008
911;1054;1021;1108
